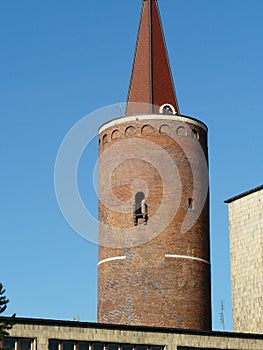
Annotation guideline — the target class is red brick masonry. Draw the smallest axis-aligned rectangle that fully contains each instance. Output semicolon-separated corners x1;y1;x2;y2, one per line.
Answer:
97;116;211;330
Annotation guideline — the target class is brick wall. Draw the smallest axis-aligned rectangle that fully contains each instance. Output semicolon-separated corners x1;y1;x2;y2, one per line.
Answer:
97;114;211;330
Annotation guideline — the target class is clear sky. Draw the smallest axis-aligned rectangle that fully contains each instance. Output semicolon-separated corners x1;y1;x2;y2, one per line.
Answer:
1;0;263;332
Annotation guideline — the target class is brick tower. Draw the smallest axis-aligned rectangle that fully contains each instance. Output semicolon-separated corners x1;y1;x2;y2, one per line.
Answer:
97;0;211;330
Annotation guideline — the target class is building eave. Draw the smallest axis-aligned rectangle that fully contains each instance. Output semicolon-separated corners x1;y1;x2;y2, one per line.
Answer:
1;316;263;340
225;184;263;204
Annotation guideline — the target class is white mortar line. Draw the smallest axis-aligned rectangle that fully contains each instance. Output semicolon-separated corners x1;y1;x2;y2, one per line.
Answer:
98;256;127;266
165;254;210;265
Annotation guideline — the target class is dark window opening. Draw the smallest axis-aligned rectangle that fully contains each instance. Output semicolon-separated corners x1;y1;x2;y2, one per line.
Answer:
48;342;163;350
20;340;33;350
93;344;104;350
188;198;194;210
63;342;75;350
108;345;119;350
134;192;147;225
79;342;90;350
162;105;173;115
49;340;60;350
2;338;16;350
3;338;33;350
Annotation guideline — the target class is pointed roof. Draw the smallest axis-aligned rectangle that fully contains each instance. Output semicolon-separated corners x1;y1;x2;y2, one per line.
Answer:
126;0;180;116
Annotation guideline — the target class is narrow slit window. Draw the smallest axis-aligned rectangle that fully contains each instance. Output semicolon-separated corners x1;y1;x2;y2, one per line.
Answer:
189;198;194;210
134;192;147;225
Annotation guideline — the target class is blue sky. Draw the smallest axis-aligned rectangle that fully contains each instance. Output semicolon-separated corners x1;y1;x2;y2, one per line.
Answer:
1;0;263;332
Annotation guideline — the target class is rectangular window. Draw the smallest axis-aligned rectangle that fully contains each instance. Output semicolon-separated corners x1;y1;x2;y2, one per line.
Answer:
122;345;133;350
3;338;33;350
92;343;104;350
62;341;75;350
136;346;147;350
108;345;119;350
49;340;60;350
188;198;194;210
19;339;32;350
3;338;16;350
49;341;162;350
78;342;90;350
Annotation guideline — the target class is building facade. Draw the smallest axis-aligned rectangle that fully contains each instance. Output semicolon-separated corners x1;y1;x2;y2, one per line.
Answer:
97;0;211;330
2;317;263;350
225;185;263;334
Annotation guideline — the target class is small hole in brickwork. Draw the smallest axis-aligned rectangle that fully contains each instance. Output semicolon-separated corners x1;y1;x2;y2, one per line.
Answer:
134;192;148;226
188;198;194;210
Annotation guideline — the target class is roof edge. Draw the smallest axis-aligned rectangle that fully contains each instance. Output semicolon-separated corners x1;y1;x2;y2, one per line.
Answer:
225;184;263;204
2;316;263;340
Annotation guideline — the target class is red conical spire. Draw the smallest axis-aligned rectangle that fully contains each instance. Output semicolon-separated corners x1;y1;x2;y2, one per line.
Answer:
126;0;180;116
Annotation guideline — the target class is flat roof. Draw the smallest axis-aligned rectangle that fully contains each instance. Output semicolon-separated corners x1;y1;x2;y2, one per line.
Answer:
1;316;263;340
225;184;263;204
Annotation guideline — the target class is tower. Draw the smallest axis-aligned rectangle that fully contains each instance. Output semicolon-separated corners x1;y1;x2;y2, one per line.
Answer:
97;0;211;330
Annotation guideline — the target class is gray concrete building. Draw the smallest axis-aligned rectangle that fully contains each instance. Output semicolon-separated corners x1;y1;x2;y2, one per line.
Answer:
225;185;263;334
